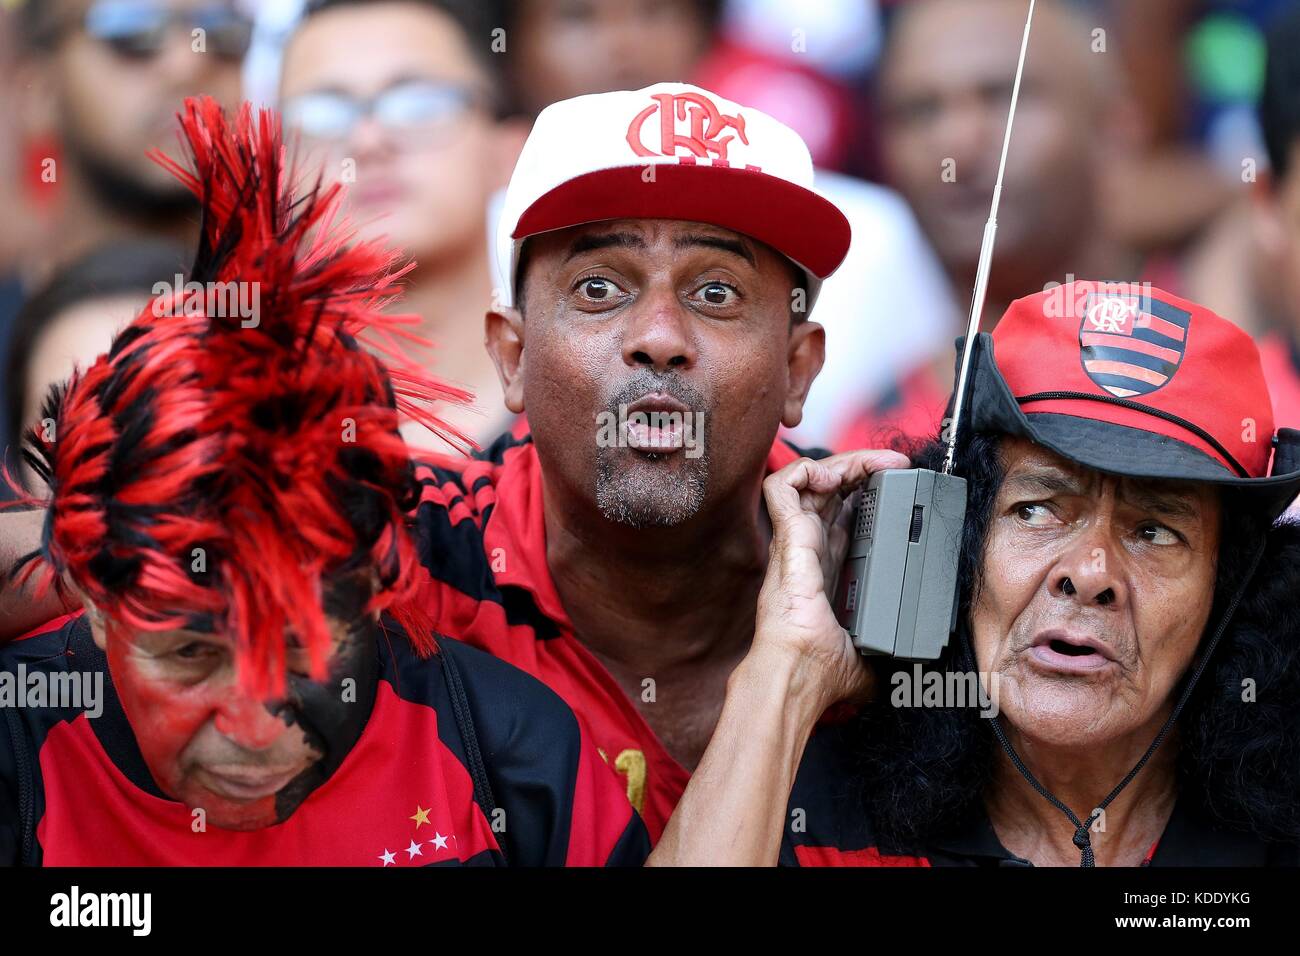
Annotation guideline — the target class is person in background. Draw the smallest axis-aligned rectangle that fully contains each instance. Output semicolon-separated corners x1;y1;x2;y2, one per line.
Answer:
0;10;46;462
1106;0;1283;340
3;0;250;459
2;240;189;494
501;0;954;449
12;0;250;268
692;0;882;175
505;0;723;118
279;0;527;449
505;0;880;174
835;0;1143;451
0;14;34;303
1245;5;1300;433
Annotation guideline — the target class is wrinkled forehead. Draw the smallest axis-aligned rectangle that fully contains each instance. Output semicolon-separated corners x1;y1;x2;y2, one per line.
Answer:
996;436;1221;519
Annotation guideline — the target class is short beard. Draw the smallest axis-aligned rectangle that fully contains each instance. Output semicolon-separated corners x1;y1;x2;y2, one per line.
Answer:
65;129;197;222
593;370;710;528
595;447;710;528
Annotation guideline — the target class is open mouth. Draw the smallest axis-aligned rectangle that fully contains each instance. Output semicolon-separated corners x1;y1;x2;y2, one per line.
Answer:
625;416;686;451
1027;631;1118;674
623;394;696;453
1049;638;1095;657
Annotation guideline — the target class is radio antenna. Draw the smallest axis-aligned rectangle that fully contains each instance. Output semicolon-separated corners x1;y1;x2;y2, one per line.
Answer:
942;0;1037;475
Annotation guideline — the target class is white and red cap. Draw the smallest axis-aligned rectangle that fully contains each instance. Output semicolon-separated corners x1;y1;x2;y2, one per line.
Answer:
495;82;852;312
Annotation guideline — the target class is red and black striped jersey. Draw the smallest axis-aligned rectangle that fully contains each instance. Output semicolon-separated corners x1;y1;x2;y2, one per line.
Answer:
408;430;817;842
0;613;649;867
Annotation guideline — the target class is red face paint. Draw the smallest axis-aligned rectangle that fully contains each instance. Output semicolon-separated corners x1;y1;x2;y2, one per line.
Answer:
213;695;292;750
106;627;322;831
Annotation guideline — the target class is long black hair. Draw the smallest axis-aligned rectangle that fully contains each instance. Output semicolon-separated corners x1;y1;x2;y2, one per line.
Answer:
848;431;1300;849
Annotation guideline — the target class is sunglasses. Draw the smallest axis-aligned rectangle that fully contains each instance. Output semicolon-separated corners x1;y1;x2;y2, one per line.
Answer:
82;1;253;61
281;81;485;144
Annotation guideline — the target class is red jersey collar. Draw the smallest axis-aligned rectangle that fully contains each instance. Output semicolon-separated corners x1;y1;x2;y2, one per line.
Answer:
481;436;808;627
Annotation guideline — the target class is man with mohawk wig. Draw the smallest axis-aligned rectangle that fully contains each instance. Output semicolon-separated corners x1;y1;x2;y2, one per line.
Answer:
0;97;648;866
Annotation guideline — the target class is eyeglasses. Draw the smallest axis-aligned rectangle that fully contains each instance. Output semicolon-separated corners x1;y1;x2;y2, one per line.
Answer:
79;1;253;61
281;81;485;145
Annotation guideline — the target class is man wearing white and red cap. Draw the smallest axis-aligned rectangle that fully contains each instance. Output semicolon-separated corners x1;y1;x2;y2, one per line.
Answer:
393;81;906;842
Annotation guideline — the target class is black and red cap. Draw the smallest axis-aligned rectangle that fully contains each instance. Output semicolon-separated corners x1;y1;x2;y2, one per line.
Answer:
963;281;1300;517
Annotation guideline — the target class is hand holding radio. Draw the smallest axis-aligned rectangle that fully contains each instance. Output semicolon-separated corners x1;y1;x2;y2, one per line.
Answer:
753;449;910;710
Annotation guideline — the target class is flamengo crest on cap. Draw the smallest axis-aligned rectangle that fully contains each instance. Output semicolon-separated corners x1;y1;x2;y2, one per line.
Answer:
625;91;761;170
1078;292;1192;398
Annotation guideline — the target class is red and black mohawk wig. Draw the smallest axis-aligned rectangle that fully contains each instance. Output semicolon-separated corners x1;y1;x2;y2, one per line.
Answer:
6;96;470;697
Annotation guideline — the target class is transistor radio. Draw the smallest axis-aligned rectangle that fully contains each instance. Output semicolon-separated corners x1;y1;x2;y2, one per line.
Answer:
834;0;1038;660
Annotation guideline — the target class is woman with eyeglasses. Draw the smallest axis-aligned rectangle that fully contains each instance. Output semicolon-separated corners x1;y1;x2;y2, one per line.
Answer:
280;0;529;452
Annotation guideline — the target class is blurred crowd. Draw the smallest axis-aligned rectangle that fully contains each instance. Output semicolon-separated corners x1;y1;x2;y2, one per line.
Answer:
2;0;1300;472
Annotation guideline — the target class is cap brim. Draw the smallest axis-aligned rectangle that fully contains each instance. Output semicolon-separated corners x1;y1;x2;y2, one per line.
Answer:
965;333;1300;518
1025;413;1300;517
512;164;852;279
1026;413;1248;484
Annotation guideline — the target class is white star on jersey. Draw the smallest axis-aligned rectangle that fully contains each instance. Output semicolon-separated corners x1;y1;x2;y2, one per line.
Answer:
378;849;396;866
431;832;449;851
406;839;424;860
